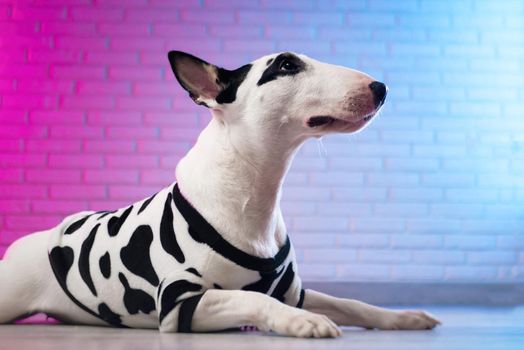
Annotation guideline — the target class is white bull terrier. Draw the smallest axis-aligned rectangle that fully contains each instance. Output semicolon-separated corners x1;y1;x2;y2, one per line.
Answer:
0;51;440;337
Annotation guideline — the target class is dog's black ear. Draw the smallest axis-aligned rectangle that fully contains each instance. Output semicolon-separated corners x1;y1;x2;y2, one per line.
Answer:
168;51;221;107
168;51;251;108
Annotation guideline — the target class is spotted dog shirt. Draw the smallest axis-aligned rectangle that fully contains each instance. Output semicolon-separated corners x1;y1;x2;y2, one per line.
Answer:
48;183;304;331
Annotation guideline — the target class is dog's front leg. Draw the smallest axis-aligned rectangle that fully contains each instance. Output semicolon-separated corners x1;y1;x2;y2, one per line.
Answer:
160;289;341;337
303;289;441;330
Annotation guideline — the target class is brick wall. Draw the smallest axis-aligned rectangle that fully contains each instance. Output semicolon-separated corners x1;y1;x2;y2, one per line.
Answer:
1;0;523;283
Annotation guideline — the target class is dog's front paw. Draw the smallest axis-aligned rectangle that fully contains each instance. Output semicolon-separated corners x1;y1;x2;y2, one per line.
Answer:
263;306;341;338
378;310;441;330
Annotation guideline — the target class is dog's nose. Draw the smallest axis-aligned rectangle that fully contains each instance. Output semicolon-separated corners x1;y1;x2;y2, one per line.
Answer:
369;81;387;108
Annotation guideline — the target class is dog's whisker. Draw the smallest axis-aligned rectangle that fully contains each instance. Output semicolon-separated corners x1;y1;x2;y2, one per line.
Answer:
316;138;327;158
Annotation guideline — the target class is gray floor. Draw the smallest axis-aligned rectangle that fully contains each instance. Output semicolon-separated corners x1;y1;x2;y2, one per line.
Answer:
1;307;523;350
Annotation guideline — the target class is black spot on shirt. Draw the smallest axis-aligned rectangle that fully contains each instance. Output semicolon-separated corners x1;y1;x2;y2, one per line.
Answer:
270;263;295;303
107;206;133;237
138;193;157;215
177;294;204;333
120;225;159;286
159;280;202;323
297;289;305;309
242;265;285;294
160;192;185;263
99;252;111;279
97;210;116;220
98;303;122;326
157;279;165;300
79;224;100;297
185;267;202;278
50;246;127;328
49;246;75;283
64;215;90;235
118;273;156;315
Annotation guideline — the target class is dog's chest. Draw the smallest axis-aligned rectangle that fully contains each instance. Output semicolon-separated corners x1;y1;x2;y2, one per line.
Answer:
47;183;301;327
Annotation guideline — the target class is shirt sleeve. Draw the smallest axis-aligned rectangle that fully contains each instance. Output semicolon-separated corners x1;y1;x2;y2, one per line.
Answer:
270;260;304;308
157;273;207;333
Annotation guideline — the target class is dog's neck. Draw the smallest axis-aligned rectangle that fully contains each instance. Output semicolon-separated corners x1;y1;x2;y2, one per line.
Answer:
175;116;303;257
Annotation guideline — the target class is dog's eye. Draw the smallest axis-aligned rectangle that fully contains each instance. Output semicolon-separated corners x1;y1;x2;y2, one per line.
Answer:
279;60;298;71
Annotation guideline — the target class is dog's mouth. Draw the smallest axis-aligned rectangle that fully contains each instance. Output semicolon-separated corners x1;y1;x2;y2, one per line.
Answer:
307;112;376;129
307;116;336;127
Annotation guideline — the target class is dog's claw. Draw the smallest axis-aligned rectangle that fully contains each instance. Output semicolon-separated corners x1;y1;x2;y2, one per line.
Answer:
378;310;441;330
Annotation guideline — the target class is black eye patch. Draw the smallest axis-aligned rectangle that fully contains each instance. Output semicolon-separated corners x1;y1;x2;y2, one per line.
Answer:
257;53;305;86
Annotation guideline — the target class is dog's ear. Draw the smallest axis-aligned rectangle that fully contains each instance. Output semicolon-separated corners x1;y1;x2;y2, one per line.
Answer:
168;51;221;107
168;51;251;108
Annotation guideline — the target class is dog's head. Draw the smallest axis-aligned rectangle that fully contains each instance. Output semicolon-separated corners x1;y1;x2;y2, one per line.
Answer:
168;51;386;140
